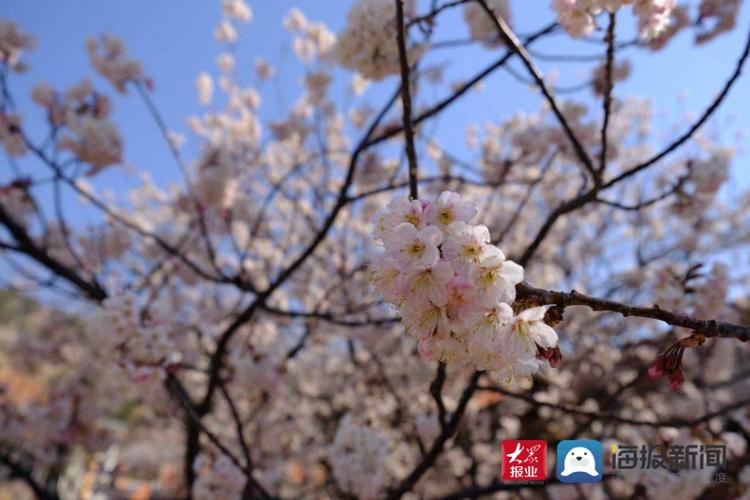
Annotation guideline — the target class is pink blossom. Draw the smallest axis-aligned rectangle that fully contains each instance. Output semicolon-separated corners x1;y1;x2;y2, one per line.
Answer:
387;223;443;271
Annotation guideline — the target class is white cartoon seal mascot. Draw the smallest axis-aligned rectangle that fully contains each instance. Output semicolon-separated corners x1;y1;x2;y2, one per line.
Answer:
560;447;599;477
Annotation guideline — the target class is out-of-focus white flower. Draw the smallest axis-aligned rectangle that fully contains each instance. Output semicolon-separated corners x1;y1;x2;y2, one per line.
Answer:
195;72;213;106
214;20;238;43
86;34;143;93
0;19;35;72
59;116;123;174
690;149;732;197
255;57;276;80
303;70;331;106
193;454;245;499
283;7;307;32
0;113;27;156
551;0;676;40
463;0;512;47
335;0;424;80
216;53;235;73
328;416;390;499
350;73;370;96
31;82;56;108
222;0;252;22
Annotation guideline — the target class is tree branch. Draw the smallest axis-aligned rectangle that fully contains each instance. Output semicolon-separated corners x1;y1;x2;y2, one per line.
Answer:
198;85;403;414
395;0;420;199
480;384;750;428
475;0;597;180
516;281;750;341
602;20;750;189
0;449;59;500
387;371;482;499
0;202;106;301
599;12;616;173
429;362;448;428
364;22;557;149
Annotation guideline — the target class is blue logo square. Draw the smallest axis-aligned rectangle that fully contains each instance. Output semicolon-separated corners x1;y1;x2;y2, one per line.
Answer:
556;440;603;483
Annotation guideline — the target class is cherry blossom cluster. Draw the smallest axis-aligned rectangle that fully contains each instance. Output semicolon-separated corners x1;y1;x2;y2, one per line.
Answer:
283;8;336;64
193;454;246;499
0;44;123;174
335;0;424;80
0;112;25;156
0;178;34;227
86;294;183;383
0;373;109;468
31;78;123;174
195;71;214;106
696;0;741;44
221;0;252;23
328;415;390;499
213;0;252;45
463;0;512;48
688;148;732;199
0;19;35;72
552;0;676;39
370;191;561;380
86;34;144;93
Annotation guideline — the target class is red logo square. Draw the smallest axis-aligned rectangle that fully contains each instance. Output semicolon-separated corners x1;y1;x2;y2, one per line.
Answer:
501;440;548;481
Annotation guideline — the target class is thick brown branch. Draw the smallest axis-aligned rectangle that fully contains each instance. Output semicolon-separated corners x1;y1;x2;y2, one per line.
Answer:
516;282;750;341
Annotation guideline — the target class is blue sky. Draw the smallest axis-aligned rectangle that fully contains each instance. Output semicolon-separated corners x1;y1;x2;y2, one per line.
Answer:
1;0;749;215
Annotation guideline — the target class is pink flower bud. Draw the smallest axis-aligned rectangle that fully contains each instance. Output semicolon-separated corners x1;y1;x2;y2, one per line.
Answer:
648;358;665;379
537;346;562;368
668;368;685;390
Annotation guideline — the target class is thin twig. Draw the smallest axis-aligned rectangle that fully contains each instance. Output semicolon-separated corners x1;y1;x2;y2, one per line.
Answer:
475;0;596;180
603;21;750;189
365;22;558;149
599;12;616;173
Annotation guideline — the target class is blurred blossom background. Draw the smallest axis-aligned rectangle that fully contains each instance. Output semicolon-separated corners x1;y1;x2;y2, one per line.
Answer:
1;0;750;499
